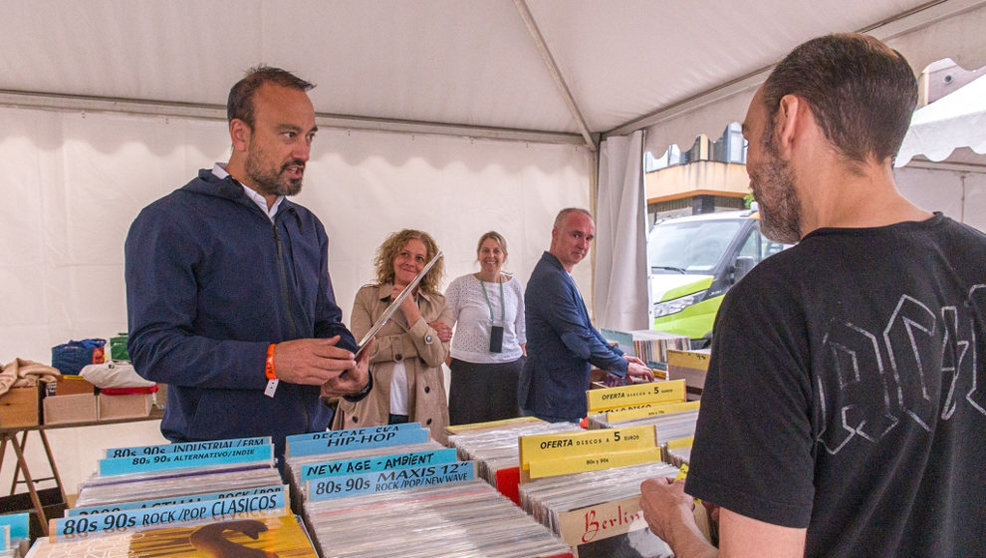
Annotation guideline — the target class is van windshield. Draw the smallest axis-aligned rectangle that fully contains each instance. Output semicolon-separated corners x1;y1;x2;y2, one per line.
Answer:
648;219;744;273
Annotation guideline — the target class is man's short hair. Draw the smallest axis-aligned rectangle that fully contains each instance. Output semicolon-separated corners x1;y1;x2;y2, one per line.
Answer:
227;65;315;128
553;208;592;230
761;33;917;166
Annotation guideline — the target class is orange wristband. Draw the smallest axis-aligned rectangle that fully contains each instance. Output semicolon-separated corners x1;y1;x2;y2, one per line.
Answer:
265;343;277;380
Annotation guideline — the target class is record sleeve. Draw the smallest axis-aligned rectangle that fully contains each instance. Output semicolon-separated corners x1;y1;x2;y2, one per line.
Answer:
26;511;316;558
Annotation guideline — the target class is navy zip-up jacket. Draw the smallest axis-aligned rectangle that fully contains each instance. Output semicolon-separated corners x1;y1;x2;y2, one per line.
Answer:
519;251;627;422
125;169;356;456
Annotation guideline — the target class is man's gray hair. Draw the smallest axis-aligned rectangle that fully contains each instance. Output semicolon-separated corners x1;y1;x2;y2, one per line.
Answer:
553;208;592;229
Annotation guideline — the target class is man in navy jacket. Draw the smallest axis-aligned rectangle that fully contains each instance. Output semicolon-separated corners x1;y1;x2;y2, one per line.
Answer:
520;208;655;422
125;67;371;458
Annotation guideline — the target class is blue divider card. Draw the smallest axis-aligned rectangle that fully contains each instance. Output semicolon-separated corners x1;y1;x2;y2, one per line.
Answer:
1;525;7;551
51;488;287;537
287;426;430;458
300;448;458;482
66;485;285;517
307;460;475;501
104;436;271;459
98;444;272;476
0;513;28;541
286;423;421;445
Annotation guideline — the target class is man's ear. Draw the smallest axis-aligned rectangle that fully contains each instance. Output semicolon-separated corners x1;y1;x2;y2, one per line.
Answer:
229;119;251;153
775;94;811;157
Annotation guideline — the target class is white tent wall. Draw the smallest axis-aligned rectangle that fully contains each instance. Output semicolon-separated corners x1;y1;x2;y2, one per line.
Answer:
895;166;986;231
594;131;649;332
0;104;590;494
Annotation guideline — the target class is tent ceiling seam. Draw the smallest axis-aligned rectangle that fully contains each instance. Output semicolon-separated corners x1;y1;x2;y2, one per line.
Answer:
0;89;585;146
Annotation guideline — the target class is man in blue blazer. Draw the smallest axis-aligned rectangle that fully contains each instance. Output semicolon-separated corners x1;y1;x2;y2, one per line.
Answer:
520;208;655;422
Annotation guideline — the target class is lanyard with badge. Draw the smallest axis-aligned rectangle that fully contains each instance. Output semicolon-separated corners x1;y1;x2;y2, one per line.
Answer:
478;275;505;353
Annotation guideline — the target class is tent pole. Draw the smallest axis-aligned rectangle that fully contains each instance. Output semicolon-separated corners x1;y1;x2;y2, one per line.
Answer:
513;0;597;152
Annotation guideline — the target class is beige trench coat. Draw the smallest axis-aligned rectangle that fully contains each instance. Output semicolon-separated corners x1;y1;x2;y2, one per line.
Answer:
332;283;452;440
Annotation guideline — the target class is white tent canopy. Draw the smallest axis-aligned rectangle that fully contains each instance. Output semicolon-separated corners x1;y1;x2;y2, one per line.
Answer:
896;73;986;166
4;0;986;150
3;0;986;364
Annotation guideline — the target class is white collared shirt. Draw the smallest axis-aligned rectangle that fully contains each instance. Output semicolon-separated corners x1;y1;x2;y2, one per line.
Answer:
212;163;284;222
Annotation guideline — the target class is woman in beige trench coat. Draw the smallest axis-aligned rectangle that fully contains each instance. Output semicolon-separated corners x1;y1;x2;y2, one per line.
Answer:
332;229;452;441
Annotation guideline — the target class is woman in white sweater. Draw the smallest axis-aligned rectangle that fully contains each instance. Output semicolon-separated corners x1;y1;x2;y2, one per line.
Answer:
445;231;527;425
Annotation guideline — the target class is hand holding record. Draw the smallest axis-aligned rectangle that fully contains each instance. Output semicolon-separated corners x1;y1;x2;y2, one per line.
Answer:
354;251;444;357
322;338;373;398
272;335;356;385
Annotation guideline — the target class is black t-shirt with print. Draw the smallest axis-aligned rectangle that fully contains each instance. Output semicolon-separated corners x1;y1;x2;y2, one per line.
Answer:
686;213;986;557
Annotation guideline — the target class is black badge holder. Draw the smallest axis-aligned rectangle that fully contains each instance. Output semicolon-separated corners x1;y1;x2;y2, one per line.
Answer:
479;274;506;353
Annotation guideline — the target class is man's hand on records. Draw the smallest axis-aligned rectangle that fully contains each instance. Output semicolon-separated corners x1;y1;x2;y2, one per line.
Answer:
640;477;716;557
321;338;373;398
273;336;357;386
626;360;656;383
625;354;647;366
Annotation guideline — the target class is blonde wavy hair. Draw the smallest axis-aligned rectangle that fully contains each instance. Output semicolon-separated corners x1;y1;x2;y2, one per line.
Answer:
374;229;444;295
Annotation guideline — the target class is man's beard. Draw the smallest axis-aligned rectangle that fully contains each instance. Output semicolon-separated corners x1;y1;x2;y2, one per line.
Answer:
245;146;304;197
751;133;802;244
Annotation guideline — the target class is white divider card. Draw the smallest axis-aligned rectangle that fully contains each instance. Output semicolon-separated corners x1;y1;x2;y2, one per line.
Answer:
66;484;286;517
98;444;273;476
286;426;430;458
306;461;476;502
285;423;421;445
103;436;271;459
50;488;288;538
299;448;458;482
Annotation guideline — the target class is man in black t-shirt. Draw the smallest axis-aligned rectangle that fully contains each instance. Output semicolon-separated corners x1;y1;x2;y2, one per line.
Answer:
639;34;986;557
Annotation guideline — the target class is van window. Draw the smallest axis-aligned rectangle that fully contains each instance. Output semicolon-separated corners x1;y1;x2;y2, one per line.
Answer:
738;225;788;262
738;228;760;259
648;219;744;273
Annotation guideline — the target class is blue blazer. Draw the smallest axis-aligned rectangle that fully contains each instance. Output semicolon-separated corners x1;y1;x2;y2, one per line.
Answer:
519;252;627;422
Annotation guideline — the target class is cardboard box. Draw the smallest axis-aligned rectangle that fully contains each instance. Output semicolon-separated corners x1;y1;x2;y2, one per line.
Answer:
44;375;96;397
98;393;153;420
0;385;41;428
667;348;711;400
43;393;98;425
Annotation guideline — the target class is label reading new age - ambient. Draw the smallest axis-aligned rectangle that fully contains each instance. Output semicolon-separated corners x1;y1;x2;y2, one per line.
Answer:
67;485;285;517
286;426;430;458
52;490;286;537
300;448;458;482
307;461;475;501
104;436;271;459
98;444;272;476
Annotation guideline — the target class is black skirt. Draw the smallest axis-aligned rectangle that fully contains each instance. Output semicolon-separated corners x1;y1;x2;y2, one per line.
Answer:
448;357;525;426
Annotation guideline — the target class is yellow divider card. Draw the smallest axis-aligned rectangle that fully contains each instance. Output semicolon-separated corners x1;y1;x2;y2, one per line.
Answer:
667;349;711;370
527;448;664;479
605;400;700;423
667;435;694;450
519;425;658;479
445;416;542;435
586;379;686;413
